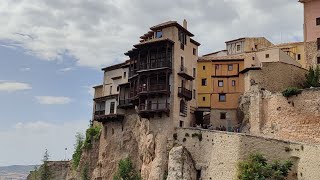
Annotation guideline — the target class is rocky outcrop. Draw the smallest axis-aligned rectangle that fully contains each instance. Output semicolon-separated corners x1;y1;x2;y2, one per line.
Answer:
167;146;196;180
27;161;70;180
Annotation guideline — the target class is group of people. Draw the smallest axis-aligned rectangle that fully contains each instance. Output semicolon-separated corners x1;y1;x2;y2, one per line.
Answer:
193;124;240;133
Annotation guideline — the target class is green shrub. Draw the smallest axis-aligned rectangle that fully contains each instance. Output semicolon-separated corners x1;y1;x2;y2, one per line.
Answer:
304;66;320;88
83;125;101;149
81;163;90;180
113;158;141;180
282;87;301;98
72;133;84;169
238;153;293;180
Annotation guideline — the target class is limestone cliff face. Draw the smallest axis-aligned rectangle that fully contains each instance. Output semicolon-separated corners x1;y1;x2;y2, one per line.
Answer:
79;109;172;180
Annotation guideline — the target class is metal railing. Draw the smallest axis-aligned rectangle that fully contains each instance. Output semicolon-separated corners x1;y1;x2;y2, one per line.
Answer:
138;61;172;70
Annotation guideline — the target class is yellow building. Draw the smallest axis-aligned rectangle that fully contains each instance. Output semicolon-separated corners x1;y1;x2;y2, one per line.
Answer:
197;56;244;131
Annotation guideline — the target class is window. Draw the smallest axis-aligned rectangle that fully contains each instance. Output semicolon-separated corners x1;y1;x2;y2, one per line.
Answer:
232;80;236;86
117;86;120;92
252;57;255;60
110;102;115;114
317;17;320;26
201;78;207;86
193;48;197;55
181;56;184;68
219;94;226;102
110;86;112;95
124;72;126;78
203;66;206;70
156;31;163;38
255;45;258;49
193;89;196;99
317;57;320;64
297;54;301;60
220;112;226;120
193;68;196;77
228;64;233;71
180;99;186;114
179;121;184;127
215;65;219;70
237;45;241;51
218;80;224;87
317;38;320;50
202;97;206;101
266;54;270;58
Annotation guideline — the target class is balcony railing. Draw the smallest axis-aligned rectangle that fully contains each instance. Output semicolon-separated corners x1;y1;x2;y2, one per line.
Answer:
178;65;194;80
138;61;172;71
138;84;167;93
94;110;105;116
178;87;192;101
138;102;170;112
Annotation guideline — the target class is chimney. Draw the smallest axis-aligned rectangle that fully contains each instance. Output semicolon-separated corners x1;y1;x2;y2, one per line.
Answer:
183;19;187;30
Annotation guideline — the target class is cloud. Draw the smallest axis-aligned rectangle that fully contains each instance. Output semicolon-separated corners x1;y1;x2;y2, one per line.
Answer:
35;96;72;105
58;67;74;73
0;120;88;166
0;0;303;68
20;67;31;72
0;81;32;92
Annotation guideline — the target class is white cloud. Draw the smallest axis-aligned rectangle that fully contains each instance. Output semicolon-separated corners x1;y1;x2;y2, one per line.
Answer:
35;96;72;105
0;81;32;92
0;0;303;68
58;67;74;73
0;120;88;166
20;67;31;72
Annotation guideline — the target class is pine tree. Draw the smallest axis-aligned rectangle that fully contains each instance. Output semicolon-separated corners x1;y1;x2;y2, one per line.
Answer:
40;149;51;180
305;66;320;88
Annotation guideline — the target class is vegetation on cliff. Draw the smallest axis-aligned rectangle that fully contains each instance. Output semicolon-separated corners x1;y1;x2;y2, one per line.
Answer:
304;66;320;88
72;124;101;169
237;153;293;180
113;158;141;180
282;87;301;98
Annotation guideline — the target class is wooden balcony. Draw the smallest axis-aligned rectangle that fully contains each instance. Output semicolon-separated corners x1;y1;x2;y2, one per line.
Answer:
138;84;169;95
178;66;194;80
138;102;170;115
118;99;134;109
138;61;172;72
94;112;124;123
178;87;192;101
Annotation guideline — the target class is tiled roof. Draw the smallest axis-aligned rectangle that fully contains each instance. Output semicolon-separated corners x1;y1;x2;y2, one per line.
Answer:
199;53;247;61
150;21;194;37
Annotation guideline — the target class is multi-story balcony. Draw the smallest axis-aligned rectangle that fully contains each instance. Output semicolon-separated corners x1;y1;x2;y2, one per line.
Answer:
138;102;170;114
138;61;172;71
178;87;192;101
178;65;194;80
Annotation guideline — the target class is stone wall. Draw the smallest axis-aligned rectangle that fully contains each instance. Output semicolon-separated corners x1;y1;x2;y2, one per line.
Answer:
174;128;320;180
244;62;307;93
240;87;320;144
305;41;319;67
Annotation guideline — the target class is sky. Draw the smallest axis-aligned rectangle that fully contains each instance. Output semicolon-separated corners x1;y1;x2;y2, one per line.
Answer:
0;0;303;166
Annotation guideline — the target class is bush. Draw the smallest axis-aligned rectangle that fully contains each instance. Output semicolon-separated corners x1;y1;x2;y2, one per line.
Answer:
304;66;320;88
238;153;293;180
113;158;141;180
83;125;101;149
282;87;301;98
81;163;90;180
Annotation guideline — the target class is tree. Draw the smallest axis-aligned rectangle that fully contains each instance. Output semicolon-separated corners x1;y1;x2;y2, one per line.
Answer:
238;153;293;180
72;132;84;169
113;158;141;180
40;149;51;180
305;66;320;88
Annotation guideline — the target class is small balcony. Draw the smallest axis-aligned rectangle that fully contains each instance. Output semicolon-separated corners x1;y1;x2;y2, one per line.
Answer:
138;102;170;116
94;110;124;123
178;66;194;80
118;99;134;109
178;87;192;101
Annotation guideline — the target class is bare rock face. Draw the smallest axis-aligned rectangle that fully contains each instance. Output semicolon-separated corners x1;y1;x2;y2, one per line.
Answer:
167;146;196;180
